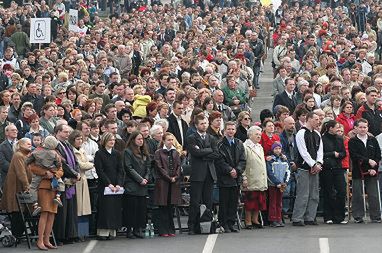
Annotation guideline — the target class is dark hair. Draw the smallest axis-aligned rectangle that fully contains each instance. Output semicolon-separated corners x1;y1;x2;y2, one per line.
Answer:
260;109;273;123
190;107;204;125
194;115;206;125
321;120;338;135
354;118;368;127
68;130;83;147
202;96;214;111
126;131;149;157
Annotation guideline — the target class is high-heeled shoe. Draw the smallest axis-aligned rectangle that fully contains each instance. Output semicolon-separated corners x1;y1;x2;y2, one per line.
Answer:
36;243;48;251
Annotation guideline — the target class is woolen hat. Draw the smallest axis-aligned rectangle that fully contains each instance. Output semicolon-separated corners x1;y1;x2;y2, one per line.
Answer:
271;142;282;151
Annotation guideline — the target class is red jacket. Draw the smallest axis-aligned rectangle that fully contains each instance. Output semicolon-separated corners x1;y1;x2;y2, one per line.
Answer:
260;132;280;157
336;112;355;136
342;136;350;169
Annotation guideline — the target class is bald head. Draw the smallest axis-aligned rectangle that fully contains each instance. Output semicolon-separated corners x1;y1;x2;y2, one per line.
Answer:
283;116;295;132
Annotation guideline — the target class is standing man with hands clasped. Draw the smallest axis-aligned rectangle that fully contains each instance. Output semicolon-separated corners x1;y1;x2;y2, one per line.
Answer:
186;115;220;235
292;112;323;226
349;118;382;223
216;121;246;233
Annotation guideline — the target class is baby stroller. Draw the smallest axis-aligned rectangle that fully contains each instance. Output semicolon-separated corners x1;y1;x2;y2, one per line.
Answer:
0;221;16;247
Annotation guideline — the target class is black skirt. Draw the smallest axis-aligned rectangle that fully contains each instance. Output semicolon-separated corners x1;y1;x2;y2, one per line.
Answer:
97;193;122;230
123;194;147;229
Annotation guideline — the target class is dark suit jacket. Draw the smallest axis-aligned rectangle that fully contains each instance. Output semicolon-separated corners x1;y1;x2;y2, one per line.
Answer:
216;137;246;187
186;132;219;182
56;141;80;179
21;93;45;116
164;29;176;42
0;139;13;187
273;91;297;114
167;113;188;146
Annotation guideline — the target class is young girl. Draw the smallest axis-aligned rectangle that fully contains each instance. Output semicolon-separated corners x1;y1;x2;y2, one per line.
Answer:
266;142;290;227
153;133;182;237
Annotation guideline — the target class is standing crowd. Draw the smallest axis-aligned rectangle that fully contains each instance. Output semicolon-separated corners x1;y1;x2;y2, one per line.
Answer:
0;0;382;249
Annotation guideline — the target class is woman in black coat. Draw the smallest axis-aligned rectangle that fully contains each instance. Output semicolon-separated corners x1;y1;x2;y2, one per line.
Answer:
94;132;124;239
154;133;182;237
123;131;151;239
321;120;347;224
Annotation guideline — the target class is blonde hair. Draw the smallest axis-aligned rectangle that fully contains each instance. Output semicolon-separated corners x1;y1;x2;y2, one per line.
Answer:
14;138;31;152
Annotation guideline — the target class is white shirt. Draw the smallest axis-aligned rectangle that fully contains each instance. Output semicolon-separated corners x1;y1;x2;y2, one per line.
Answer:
357;134;368;147
174;113;184;144
82;138;99;179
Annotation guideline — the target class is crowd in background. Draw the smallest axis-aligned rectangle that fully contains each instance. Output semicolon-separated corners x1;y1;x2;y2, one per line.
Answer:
0;0;381;249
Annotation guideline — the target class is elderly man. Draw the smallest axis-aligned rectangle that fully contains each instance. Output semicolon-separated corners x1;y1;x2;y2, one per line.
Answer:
0;124;17;188
114;44;132;79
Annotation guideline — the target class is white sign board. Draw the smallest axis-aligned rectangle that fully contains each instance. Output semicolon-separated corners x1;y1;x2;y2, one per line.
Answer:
69;9;79;32
30;18;51;44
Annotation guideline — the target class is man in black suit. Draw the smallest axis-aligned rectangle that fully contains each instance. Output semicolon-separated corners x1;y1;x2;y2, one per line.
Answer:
167;101;188;147
0;124;17;188
272;78;297;114
186;115;220;234
216;122;246;233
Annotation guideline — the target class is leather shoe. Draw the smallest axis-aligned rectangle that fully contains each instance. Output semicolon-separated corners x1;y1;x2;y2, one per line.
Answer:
223;227;231;233
133;228;144;239
229;226;239;233
126;231;136;239
188;230;195;235
292;221;305;226
252;223;263;229
305;221;318;226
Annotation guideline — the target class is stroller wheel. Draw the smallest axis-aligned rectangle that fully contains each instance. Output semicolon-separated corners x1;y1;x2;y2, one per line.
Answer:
2;235;16;247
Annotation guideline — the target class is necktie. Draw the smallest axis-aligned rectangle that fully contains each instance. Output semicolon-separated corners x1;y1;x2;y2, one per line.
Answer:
201;134;205;140
218;105;222;112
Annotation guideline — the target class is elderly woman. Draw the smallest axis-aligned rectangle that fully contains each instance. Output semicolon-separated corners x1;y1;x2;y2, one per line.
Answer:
242;126;268;229
69;130;93;241
235;111;252;142
0;138;32;240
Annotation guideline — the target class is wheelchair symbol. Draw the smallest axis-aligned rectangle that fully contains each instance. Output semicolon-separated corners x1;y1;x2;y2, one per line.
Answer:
34;20;46;40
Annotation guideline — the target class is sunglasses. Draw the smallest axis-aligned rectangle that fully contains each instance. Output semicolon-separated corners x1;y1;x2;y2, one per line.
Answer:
243;117;251;120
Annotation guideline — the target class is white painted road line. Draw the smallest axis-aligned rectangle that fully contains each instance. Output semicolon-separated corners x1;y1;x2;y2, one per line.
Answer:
83;240;97;253
319;238;330;253
202;234;218;253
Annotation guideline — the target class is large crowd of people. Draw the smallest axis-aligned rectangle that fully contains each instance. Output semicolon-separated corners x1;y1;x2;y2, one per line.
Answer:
0;0;382;249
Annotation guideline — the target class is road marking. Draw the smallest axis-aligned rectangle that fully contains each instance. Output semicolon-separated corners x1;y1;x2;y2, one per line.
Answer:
83;240;97;253
319;238;330;253
202;234;218;253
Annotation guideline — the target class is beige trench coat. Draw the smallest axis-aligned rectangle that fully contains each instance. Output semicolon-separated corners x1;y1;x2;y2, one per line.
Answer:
74;147;93;216
242;140;268;192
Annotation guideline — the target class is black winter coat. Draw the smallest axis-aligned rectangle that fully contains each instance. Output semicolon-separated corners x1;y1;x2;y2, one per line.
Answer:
349;135;381;179
322;133;346;170
216;137;246;187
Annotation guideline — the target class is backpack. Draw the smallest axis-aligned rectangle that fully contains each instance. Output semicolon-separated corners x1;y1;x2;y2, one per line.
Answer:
197;204;216;234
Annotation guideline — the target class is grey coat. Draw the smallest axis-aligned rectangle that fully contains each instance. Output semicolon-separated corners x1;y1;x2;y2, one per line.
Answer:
123;148;150;196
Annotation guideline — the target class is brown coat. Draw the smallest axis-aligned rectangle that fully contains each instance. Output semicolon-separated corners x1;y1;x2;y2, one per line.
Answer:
0;150;31;213
29;163;64;214
153;148;181;206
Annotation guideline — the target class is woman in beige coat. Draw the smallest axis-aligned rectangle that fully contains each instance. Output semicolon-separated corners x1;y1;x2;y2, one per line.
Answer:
242;126;268;229
68;130;93;240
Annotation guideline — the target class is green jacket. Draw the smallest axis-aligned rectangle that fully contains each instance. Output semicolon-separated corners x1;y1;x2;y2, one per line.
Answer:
10;32;30;57
222;86;246;106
